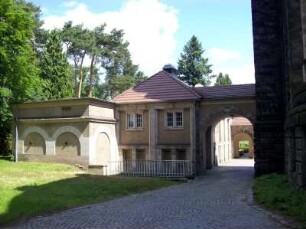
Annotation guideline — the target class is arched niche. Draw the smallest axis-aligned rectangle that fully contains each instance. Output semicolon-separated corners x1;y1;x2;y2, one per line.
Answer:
24;132;46;155
55;132;80;156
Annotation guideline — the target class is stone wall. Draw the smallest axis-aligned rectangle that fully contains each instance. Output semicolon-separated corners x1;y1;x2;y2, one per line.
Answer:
13;98;117;168
252;0;285;176
282;0;306;188
252;0;306;188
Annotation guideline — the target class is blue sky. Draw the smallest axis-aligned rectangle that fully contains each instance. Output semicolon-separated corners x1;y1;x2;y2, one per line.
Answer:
31;0;254;84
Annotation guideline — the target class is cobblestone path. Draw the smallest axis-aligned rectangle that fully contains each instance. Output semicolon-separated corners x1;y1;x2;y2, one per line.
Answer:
11;159;291;229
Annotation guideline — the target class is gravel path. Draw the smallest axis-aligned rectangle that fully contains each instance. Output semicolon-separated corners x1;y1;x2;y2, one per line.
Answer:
10;159;291;229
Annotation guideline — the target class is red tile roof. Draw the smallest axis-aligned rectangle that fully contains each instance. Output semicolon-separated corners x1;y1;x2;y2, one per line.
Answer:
231;117;252;126
193;84;255;100
113;71;255;104
113;71;201;104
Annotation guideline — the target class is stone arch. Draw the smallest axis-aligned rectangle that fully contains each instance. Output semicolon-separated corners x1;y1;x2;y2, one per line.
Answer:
21;126;49;142
52;126;85;156
20;126;49;155
232;133;254;159
55;132;80;156
24;132;46;155
94;132;110;165
200;105;255;171
90;126;118;165
201;106;255;133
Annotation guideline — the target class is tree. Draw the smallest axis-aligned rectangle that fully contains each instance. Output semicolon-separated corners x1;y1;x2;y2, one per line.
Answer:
39;30;74;99
62;22;93;98
0;0;41;155
100;28;146;98
177;35;213;86
214;73;232;86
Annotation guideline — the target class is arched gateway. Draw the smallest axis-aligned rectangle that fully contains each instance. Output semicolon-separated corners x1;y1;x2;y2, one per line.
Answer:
11;1;306;188
13;72;255;176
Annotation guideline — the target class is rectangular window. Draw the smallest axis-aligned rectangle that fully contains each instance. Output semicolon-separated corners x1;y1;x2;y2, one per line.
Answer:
127;114;134;129
166;112;173;127
175;112;183;127
176;149;186;160
136;114;143;128
161;149;172;160
127;113;143;130
165;111;183;128
136;149;146;160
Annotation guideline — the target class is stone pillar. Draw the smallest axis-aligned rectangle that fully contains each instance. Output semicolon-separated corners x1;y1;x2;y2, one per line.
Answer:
45;141;55;155
171;149;176;160
132;148;136;161
149;109;157;160
252;0;285;175
190;104;196;162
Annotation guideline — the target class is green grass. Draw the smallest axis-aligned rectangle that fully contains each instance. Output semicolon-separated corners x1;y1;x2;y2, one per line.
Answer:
0;159;179;225
253;174;306;228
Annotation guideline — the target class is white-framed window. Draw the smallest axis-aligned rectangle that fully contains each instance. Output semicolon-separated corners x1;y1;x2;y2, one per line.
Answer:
165;110;183;128
126;113;143;130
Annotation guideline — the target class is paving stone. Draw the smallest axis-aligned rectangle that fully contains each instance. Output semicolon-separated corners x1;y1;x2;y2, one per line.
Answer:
9;159;291;229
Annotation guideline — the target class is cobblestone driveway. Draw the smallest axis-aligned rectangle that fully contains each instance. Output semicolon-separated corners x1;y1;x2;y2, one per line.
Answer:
11;159;291;229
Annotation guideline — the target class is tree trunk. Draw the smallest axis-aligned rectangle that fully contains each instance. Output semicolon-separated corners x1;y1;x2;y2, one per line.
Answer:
77;52;86;98
88;55;95;97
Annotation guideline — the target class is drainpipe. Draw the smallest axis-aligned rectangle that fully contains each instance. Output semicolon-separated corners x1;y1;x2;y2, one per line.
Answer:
14;117;18;162
14;106;19;162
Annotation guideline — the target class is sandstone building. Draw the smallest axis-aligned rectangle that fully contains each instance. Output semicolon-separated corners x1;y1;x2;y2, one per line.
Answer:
12;69;255;176
11;0;306;188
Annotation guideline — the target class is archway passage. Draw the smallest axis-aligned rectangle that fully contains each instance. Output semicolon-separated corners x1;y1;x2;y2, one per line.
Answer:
233;133;254;159
24;132;46;155
204;116;254;169
94;132;110;165
55;132;80;156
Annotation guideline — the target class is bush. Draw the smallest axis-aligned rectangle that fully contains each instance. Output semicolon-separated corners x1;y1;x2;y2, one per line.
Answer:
253;174;306;228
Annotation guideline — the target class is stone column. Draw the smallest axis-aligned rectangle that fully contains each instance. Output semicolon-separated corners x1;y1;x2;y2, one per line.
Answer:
149;109;157;160
45;141;55;155
190;104;196;162
171;148;176;160
252;0;285;175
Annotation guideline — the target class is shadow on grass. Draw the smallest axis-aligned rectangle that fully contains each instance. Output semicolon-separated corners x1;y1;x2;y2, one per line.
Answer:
1;174;173;226
0;156;12;161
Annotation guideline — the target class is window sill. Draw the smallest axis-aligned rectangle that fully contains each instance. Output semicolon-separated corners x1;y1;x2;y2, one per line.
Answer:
164;127;184;131
126;128;144;131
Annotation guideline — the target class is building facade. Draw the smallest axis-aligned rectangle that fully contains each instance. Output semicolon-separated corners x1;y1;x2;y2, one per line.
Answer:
12;70;255;176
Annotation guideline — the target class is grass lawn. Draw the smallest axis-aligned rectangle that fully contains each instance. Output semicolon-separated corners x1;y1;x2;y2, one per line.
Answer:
253;174;306;228
0;159;179;225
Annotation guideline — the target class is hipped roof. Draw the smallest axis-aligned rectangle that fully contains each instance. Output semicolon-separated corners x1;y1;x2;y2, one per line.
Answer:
113;71;201;104
113;71;255;104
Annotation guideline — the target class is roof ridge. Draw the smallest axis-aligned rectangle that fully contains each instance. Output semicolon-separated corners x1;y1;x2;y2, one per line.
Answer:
204;83;255;88
112;71;164;101
162;71;202;99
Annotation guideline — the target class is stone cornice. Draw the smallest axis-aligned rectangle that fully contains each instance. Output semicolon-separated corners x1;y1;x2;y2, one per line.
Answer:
17;116;116;124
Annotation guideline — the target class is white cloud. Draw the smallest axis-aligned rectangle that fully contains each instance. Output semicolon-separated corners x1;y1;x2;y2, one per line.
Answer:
61;1;79;8
208;48;240;64
207;48;254;84
42;0;179;76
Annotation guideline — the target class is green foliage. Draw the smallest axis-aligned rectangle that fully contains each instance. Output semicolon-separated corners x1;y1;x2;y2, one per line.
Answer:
254;174;306;228
39;30;74;99
239;141;249;150
0;160;178;224
0;0;40;101
214;72;232;86
0;0;41;155
61;22;146;99
177;35;213;86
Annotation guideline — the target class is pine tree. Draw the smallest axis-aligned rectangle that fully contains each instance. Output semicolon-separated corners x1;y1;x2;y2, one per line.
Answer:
177;35;213;86
39;30;73;99
214;73;232;86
